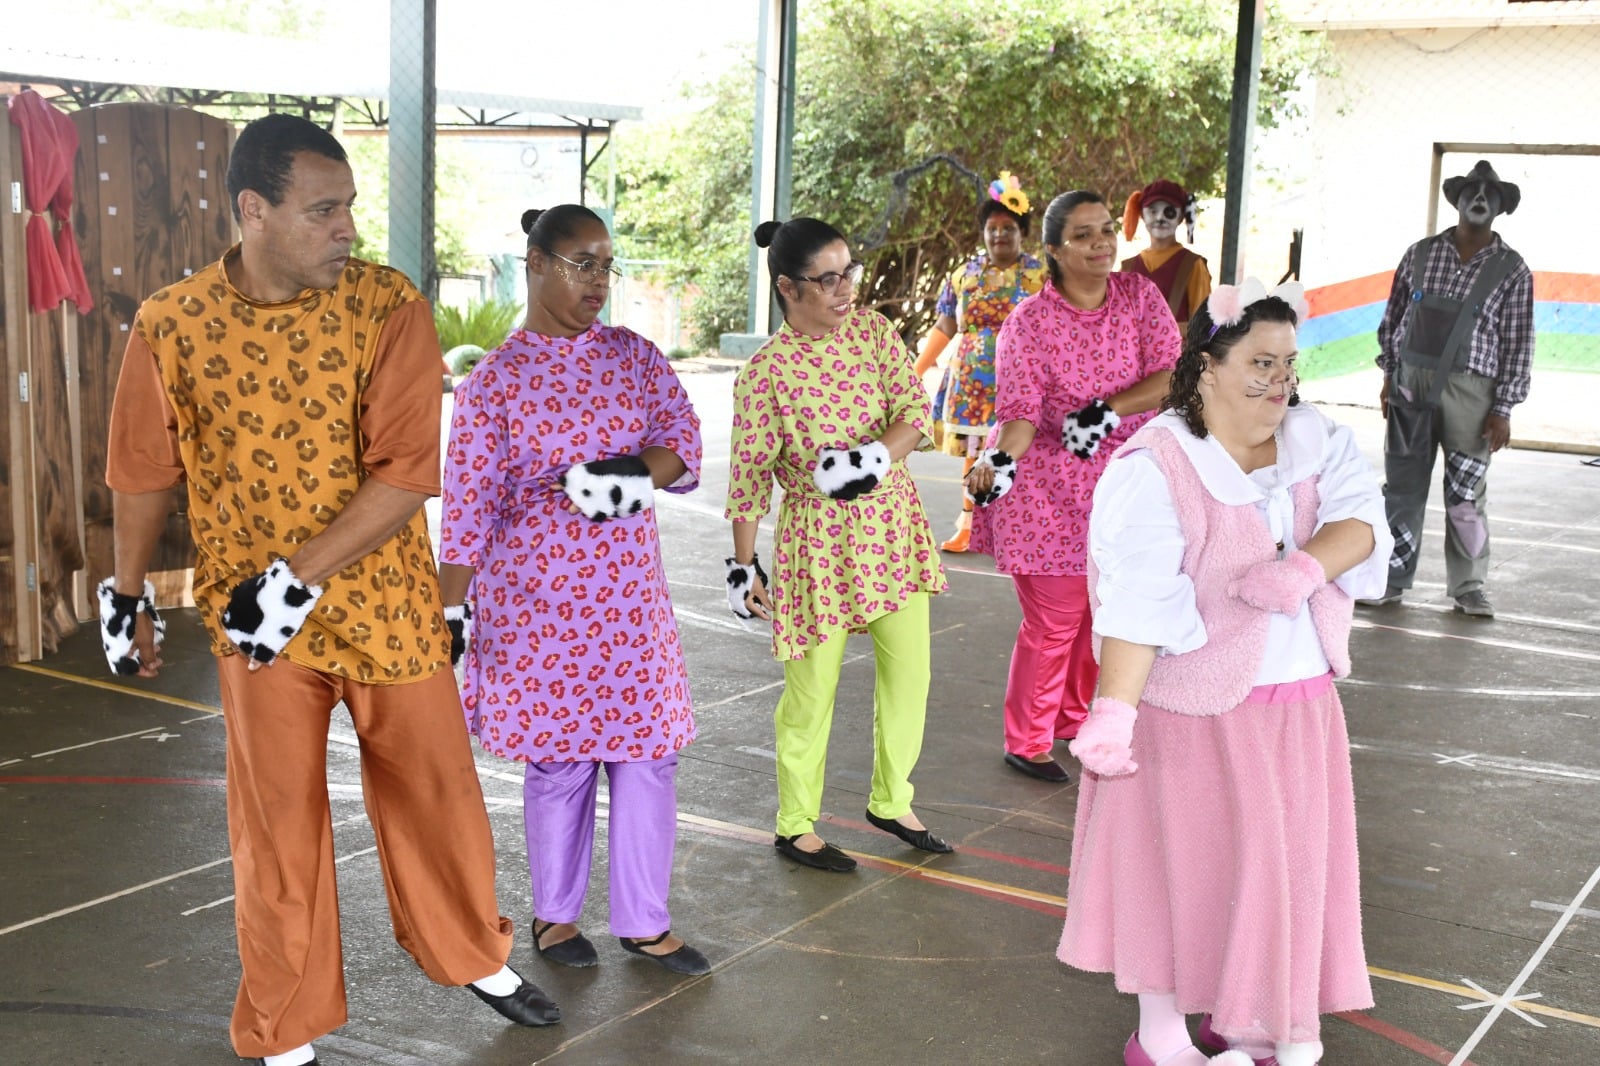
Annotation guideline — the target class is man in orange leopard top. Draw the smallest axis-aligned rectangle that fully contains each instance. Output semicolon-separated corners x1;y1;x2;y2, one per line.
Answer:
102;113;558;1066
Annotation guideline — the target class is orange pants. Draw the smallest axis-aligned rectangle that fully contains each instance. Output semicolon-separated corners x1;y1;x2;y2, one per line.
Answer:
216;656;513;1057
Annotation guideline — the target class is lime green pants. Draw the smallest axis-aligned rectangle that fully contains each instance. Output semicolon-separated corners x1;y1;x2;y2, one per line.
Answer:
774;593;931;837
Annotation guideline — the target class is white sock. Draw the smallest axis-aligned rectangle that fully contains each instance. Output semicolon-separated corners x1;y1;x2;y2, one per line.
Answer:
1274;1040;1324;1066
262;1046;316;1066
1137;993;1201;1063
470;964;520;997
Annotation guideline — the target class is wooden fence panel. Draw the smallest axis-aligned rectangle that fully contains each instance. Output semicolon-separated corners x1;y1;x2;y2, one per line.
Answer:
73;104;236;612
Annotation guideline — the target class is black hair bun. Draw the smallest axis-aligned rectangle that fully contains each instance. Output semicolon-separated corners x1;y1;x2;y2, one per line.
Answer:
753;220;783;248
521;208;543;235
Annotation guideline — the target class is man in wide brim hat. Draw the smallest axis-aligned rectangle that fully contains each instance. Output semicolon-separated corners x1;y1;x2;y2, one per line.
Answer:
1442;159;1521;217
1360;157;1534;620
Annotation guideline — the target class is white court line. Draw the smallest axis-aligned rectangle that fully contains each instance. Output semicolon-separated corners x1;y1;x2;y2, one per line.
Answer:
1348;739;1600;786
181;844;380;917
1449;861;1600;1065
0;856;234;937
1426;505;1600;533
30;726;164;759
1353;619;1600;665
1391;601;1600;637
1531;899;1600;921
1339;677;1600;700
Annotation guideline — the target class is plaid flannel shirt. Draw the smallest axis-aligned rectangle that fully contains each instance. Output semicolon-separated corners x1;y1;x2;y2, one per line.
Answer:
1375;229;1534;417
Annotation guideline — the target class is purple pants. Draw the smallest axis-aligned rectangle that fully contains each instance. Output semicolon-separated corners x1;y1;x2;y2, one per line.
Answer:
523;755;678;938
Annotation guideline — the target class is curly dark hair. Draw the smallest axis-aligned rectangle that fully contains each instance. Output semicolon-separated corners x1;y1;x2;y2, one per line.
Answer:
977;197;1030;236
1162;294;1303;438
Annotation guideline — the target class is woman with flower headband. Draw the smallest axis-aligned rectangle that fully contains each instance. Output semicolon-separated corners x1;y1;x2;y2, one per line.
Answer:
725;216;952;873
965;190;1179;784
1059;280;1392;1066
913;171;1048;552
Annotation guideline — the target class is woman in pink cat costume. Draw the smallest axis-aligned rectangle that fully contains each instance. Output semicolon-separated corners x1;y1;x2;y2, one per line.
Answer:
1060;281;1393;1066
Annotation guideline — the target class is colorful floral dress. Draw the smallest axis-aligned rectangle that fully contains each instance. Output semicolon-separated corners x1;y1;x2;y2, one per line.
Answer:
935;252;1047;453
971;273;1182;575
439;325;702;763
725;308;948;661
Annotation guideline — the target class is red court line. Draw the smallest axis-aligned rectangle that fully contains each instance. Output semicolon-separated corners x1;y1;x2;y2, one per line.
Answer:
0;775;227;787
1335;1010;1477;1066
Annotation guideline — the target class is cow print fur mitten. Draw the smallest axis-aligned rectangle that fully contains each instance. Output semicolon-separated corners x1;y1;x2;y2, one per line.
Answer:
725;555;770;620
813;440;890;501
96;578;166;676
1062;398;1122;459
444;602;473;665
561;456;655;520
221;558;324;665
967;448;1017;506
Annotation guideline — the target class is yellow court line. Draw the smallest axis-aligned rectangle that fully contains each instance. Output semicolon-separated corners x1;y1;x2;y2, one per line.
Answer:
15;662;1600;1031
11;663;221;716
1367;966;1600;1030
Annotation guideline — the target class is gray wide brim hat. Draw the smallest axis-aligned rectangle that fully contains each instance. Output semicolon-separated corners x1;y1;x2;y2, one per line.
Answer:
1443;159;1521;215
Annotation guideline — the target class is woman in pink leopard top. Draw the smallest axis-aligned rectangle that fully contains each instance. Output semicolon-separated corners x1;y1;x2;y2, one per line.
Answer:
439;204;711;979
725;216;951;874
966;190;1180;784
1059;282;1393;1066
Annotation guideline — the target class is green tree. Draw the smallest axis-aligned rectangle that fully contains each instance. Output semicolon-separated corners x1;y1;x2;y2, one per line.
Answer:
615;0;1322;348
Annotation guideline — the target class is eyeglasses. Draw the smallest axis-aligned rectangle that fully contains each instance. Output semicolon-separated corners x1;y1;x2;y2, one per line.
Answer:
541;250;624;282
790;261;864;292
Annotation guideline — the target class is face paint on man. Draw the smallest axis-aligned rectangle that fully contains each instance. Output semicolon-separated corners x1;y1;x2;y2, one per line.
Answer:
1142;200;1181;241
1456;181;1504;227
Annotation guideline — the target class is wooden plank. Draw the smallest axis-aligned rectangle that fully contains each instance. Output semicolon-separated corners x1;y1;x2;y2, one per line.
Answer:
164;106;205;282
68;105;105;622
0;118;43;663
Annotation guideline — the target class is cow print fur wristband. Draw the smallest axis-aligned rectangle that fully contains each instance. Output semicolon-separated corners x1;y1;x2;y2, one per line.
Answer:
96;578;166;675
221;558;324;666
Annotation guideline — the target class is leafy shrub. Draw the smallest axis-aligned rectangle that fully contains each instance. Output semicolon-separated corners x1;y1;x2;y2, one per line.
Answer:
435;298;523;355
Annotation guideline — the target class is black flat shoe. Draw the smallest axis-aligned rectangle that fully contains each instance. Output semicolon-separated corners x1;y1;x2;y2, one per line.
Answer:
533;919;599;968
253;1059;318;1065
865;809;954;853
469;971;562;1027
774;833;858;872
1005;752;1071;783
619;931;713;976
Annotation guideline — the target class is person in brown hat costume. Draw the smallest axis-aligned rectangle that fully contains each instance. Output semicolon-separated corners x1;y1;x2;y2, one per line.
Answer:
1358;160;1534;619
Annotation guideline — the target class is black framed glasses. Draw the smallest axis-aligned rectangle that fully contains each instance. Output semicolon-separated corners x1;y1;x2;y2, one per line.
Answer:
543;250;624;282
791;261;864;292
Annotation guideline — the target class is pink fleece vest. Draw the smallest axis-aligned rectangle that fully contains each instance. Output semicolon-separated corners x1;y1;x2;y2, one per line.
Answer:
1098;424;1354;716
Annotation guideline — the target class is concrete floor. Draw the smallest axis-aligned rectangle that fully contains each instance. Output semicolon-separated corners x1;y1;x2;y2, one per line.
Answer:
3;369;1599;1066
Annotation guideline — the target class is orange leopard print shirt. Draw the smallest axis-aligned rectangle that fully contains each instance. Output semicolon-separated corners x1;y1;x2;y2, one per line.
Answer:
108;249;451;682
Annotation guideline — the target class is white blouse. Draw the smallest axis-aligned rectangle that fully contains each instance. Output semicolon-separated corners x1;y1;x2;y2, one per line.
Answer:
1089;405;1392;686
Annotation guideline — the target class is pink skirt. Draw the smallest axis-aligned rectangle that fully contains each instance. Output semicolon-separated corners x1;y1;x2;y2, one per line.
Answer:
1058;674;1372;1046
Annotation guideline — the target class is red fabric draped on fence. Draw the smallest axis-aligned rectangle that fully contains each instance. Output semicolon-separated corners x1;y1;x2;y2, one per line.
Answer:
7;89;93;313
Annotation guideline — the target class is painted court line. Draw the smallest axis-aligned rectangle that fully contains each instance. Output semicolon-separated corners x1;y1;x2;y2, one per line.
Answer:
11;663;219;715
1353;620;1600;665
0;857;234;937
1448;860;1600;1064
30;726;165;759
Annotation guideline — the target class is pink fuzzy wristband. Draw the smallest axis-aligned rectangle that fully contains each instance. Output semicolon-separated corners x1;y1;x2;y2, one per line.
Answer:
1069;696;1139;776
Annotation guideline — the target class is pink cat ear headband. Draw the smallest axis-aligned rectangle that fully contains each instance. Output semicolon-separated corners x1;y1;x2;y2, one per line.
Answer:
1206;278;1309;337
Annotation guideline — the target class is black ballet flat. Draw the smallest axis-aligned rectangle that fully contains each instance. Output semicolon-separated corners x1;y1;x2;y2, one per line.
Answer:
1005;752;1071;783
865;810;954;853
533;919;599;968
774;833;858;872
468;970;561;1027
619;931;713;976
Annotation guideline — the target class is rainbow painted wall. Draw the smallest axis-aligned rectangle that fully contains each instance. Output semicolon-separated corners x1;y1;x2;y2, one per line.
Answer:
1298;272;1600;381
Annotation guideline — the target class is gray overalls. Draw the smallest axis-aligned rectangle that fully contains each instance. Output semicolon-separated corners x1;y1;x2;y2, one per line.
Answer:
1381;234;1522;597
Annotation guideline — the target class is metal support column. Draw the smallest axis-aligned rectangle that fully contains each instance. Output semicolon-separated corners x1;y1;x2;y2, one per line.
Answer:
388;0;437;297
1219;0;1263;285
745;0;796;338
